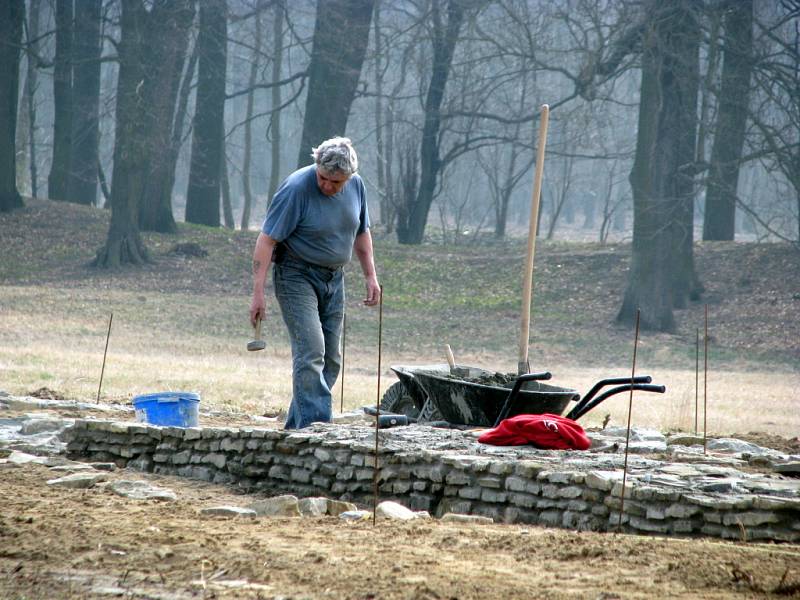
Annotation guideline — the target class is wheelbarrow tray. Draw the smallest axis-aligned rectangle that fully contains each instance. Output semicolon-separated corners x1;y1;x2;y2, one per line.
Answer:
391;364;579;427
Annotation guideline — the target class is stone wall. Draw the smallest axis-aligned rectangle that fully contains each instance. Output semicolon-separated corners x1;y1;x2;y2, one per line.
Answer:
63;419;800;543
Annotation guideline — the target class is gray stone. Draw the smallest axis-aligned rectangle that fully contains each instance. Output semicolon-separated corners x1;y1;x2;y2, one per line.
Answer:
480;489;507;503
48;464;95;472
626;441;668;454
446;471;472;485
722;511;780;527
248;495;301;517
46;472;107;489
585;470;622;491
89;462;117;471
603;426;666;443
376;501;418;520
298;497;328;517
752;495;800;511
458;487;482;500
667;434;705;447
665;503;702;519
327;500;357;516
773;462;800;476
200;506;258;518
557;486;584;499
339;510;371;521
203;452;227;469
20;417;70;435
109;480;177;501
706;438;771;455
440;513;493;525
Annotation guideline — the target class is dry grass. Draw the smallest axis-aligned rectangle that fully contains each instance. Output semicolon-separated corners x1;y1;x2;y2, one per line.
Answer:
1;283;797;437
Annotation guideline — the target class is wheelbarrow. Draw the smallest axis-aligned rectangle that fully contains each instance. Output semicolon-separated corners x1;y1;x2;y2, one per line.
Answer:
377;364;665;428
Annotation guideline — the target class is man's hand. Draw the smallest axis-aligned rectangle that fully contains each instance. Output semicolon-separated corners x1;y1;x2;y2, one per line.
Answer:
250;292;266;327
364;275;381;306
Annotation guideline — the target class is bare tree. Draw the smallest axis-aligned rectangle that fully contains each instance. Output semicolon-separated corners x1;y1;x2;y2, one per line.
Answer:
703;0;754;240
185;0;228;227
15;0;41;198
618;0;701;331
239;6;263;230
0;0;25;213
296;0;376;168
66;0;103;206
48;0;73;202
94;0;194;267
396;0;466;244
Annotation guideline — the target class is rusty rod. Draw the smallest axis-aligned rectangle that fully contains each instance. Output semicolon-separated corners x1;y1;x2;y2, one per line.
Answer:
96;312;113;404
704;304;708;454
340;312;346;413
695;327;699;435
372;286;384;526
617;308;640;533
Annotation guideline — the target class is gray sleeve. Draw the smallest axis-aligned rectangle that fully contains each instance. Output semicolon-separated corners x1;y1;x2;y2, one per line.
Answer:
262;180;303;241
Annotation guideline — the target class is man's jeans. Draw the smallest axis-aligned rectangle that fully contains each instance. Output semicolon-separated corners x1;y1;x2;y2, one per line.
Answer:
273;256;344;429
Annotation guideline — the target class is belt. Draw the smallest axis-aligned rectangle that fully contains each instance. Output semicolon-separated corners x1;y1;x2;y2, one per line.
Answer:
276;244;342;273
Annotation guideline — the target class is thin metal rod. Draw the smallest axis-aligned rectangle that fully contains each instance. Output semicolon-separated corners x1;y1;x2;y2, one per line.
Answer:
372;286;384;527
704;304;708;454
340;312;346;413
695;328;699;435
97;312;113;404
617;308;640;533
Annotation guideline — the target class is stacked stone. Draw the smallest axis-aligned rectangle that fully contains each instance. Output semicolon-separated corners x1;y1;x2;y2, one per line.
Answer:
63;420;800;543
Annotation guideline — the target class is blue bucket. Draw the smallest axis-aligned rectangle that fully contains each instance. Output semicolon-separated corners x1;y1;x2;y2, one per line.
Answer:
133;392;200;427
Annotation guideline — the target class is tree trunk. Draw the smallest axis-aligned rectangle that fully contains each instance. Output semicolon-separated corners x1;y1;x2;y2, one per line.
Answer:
396;0;465;244
373;0;391;229
185;0;227;227
240;8;263;230
0;0;25;213
94;0;151;267
618;1;701;331
546;152;575;240
138;0;195;232
267;0;285;203
15;0;40;197
295;0;376;168
158;40;198;225
703;0;753;241
221;137;234;229
48;0;73;202
66;0;102;206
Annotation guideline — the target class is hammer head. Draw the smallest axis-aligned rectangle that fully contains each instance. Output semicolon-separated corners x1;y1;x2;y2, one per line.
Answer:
247;339;266;352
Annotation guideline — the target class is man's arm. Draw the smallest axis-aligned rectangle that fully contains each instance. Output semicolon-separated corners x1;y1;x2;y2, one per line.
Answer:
353;230;380;306
250;232;278;326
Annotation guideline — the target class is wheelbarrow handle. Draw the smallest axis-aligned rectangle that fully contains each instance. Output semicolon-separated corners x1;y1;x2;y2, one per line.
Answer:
493;371;552;427
569;375;653;421
567;383;665;421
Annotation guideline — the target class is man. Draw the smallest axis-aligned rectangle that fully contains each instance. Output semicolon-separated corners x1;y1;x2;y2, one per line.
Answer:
250;137;380;429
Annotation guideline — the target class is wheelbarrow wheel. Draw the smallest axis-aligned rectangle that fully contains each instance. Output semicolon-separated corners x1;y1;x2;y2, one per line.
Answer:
380;382;420;419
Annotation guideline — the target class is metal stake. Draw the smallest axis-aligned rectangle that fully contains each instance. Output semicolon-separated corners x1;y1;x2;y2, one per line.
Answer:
340;312;347;413
617;308;640;533
97;312;113;403
704;304;709;454
372;286;384;526
695;328;699;435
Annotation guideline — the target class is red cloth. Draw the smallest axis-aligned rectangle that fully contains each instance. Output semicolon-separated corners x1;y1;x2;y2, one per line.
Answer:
478;413;591;450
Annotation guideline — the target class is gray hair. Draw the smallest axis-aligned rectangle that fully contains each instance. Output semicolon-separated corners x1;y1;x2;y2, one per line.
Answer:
311;137;358;176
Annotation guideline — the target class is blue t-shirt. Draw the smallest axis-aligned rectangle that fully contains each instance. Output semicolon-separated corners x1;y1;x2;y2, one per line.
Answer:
262;165;370;268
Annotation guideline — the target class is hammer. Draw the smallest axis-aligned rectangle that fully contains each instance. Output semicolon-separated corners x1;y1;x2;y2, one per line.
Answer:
247;316;266;352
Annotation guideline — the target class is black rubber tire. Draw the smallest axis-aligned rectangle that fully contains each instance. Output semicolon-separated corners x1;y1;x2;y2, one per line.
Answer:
380;381;420;419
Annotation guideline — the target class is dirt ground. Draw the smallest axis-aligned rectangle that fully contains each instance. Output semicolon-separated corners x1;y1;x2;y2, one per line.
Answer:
2;407;800;600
